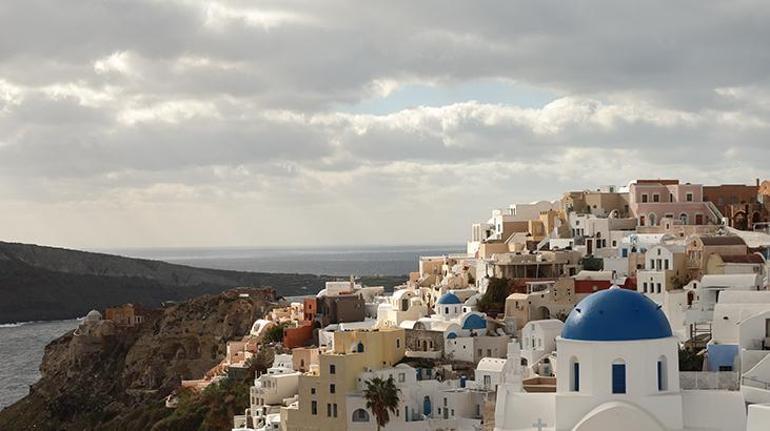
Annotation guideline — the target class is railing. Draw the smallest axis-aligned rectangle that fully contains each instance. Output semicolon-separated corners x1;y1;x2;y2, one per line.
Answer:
742;375;770;390
680;372;739;391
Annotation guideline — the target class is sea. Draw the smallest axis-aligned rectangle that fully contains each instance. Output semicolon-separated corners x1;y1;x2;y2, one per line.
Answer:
0;244;463;410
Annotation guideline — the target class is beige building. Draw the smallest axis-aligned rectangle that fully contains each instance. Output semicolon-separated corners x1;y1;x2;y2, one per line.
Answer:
282;328;406;431
686;235;749;279
503;279;578;332
561;186;630;218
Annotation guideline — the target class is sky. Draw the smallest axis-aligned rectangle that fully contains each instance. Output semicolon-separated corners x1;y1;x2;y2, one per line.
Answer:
2;1;770;249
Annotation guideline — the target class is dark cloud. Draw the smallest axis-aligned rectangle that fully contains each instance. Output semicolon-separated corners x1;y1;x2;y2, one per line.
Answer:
1;0;769;247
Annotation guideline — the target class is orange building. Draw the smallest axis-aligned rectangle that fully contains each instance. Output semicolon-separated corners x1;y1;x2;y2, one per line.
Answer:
703;181;768;230
104;303;145;327
283;322;314;349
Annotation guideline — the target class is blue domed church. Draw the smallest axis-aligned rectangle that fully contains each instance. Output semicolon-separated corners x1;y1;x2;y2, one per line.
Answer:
495;287;748;431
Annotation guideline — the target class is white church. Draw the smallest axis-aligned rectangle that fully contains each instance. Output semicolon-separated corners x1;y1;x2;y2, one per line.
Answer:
494;286;748;431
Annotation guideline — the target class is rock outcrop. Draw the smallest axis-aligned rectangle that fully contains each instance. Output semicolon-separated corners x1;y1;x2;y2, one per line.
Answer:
0;288;276;431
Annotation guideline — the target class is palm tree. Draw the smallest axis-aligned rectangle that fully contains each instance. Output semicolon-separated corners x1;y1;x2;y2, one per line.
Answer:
363;376;400;431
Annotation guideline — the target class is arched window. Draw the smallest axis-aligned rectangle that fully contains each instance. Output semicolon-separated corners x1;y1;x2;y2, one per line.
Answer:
570;357;580;392
352;408;370;422
679;213;688;225
356;342;365;353
612;359;627;394
648;213;657;226
444;307;449;314
657;356;668;391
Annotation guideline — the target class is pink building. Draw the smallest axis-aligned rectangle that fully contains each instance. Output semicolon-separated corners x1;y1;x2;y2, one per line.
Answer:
629;179;716;226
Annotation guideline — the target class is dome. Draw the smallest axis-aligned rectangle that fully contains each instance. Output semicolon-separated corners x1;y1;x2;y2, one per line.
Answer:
436;293;461;305
462;313;487;330
561;287;672;341
85;309;102;322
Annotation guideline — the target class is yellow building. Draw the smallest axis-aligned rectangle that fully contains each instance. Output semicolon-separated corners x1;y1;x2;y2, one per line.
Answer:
282;328;406;431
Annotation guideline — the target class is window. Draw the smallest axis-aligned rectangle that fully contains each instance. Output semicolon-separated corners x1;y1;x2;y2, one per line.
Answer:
311;401;317;415
329;364;336;374
664;260;669;270
352;408;369;422
396;338;400;349
571;359;580;392
311;387;316;395
653;194;660;202
657;357;668;391
612;360;627;394
333;403;338;418
657;283;662;293
445;307;449;314
642;194;648;203
330;384;335;394
686;192;693;202
643;282;648;293
327;403;331;417
670;193;674;202
398;373;405;383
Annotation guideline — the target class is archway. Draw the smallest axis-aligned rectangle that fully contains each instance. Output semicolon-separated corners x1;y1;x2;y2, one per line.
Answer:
533;306;550;320
573;402;666;431
351;408;370;422
734;212;747;230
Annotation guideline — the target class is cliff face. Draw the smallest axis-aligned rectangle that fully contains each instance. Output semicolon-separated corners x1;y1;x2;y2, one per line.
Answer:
0;288;275;431
0;241;405;323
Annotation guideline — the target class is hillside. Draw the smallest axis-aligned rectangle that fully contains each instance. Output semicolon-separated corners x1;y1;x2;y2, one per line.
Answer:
0;288;276;430
0;241;406;324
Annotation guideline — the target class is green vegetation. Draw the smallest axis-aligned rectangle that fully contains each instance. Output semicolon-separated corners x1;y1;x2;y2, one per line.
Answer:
477;277;510;313
679;347;705;372
151;377;251;431
363;376;400;431
264;322;289;343
581;256;604;271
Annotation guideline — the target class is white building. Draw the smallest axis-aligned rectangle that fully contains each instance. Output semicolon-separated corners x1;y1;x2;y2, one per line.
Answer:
475;357;507;392
494;287;747;431
376;288;429;328
520;319;564;372
345;364;486;431
234;365;301;431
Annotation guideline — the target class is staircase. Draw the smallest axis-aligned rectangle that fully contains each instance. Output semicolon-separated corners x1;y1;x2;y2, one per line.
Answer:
704;201;725;225
742;352;770;404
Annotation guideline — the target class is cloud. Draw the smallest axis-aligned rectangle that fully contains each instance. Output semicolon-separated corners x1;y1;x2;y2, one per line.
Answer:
1;0;770;247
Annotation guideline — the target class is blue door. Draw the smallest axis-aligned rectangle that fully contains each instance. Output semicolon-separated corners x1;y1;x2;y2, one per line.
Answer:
423;396;431;416
612;363;626;394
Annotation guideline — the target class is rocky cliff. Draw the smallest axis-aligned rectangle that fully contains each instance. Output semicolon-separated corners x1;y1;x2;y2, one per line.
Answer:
0;241;405;323
0;288;276;431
